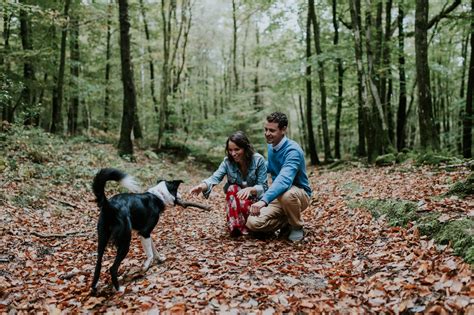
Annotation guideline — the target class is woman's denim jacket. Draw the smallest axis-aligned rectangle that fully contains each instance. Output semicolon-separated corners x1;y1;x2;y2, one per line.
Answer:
202;153;268;199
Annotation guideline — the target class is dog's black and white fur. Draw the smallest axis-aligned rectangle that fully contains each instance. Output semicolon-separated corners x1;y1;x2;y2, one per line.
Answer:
91;168;182;293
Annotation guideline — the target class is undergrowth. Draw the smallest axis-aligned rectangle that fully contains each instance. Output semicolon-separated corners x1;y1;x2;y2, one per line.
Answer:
348;199;474;264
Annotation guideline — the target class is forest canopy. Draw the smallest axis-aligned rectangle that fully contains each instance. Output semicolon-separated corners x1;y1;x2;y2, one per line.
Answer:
1;0;473;162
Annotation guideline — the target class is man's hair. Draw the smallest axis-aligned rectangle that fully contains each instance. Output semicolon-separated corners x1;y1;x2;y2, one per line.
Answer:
266;112;288;129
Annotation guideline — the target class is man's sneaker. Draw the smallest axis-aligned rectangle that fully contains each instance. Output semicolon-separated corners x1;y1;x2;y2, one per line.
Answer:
288;227;304;242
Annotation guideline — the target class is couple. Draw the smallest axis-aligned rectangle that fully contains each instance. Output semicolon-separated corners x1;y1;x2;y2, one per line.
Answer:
190;112;312;242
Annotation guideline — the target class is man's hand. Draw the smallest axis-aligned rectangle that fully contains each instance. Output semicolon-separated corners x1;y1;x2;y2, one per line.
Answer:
236;187;255;200
249;200;266;216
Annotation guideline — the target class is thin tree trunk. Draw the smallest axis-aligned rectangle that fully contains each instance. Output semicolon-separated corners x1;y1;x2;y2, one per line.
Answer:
332;0;343;159
396;1;407;151
117;0;137;156
309;0;332;162
68;12;80;136
19;0;37;125
305;6;319;165
2;6;12;122
157;0;173;149
350;0;367;157
458;33;469;153
103;1;112;132
51;0;71;134
463;0;474;158
382;0;394;144
231;0;239;91
139;0;159;115
253;23;262;110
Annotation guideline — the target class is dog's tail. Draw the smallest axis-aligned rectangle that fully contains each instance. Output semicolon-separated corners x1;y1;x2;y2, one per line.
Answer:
92;168;141;207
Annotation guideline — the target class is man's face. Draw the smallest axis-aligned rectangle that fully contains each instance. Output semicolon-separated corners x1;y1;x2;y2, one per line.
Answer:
264;121;286;146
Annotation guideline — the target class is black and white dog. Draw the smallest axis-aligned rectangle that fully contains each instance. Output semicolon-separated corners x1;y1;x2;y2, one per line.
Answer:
91;168;182;293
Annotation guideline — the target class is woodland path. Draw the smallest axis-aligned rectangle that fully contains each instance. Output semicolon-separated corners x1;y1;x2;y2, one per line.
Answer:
1;162;472;313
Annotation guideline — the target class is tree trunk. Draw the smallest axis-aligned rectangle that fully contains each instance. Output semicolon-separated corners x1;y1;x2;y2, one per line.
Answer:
309;0;332;162
103;1;112;132
382;0;394;144
50;0;71;134
349;0;367;157
305;5;319;165
365;1;391;162
253;24;262;110
157;0;173;149
231;0;239;91
139;0;159;115
2;7;12;122
117;0;137;156
332;0;343;160
458;33;469;153
415;0;439;151
19;0;37;125
68;12;80;136
396;1;407;151
463;0;474;158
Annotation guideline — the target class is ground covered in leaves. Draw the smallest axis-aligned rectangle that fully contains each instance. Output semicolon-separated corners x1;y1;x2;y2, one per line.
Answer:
0;127;473;313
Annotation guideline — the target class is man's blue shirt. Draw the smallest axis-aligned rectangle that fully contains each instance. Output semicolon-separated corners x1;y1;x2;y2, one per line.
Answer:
261;137;312;205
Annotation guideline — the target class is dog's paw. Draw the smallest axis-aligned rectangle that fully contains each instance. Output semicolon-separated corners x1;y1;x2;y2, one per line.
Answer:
155;254;166;264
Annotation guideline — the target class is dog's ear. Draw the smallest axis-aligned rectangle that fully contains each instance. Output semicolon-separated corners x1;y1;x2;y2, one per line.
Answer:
165;180;183;198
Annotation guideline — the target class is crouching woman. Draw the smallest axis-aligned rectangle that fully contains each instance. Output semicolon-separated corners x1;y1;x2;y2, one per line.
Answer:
189;131;268;236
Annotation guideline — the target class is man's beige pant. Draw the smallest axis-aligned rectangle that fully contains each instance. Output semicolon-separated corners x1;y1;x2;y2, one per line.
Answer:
246;186;311;232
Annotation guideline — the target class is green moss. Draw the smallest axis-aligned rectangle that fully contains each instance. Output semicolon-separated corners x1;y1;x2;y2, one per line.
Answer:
415;152;453;166
435;219;474;262
348;198;474;264
444;173;474;199
348;199;418;227
375;154;396;166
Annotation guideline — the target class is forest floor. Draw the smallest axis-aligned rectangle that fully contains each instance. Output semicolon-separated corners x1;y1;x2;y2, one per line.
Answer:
0;127;473;313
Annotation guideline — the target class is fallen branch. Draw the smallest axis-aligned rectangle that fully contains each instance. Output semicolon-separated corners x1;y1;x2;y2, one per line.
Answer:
31;230;93;238
49;196;77;208
175;198;211;211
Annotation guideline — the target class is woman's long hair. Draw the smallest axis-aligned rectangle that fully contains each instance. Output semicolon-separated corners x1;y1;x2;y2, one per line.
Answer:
225;131;255;169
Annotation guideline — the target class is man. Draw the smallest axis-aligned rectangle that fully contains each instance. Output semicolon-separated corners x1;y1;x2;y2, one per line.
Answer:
246;112;312;242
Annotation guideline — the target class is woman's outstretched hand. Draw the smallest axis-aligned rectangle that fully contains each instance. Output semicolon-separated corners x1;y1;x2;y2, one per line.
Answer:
189;183;207;196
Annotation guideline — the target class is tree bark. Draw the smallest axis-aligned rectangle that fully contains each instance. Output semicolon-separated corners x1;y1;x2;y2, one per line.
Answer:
349;0;367;157
253;23;262;110
332;0;343;160
396;0;408;151
157;0;173;149
2;6;12;122
19;0;37;125
103;1;112;132
50;0;71;134
232;0;239;92
463;0;474;158
309;0;332;162
117;0;137;156
415;0;440;151
68;12;80;136
305;5;319;165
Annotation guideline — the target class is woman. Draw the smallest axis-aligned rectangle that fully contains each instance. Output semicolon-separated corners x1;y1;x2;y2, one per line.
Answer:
189;131;268;236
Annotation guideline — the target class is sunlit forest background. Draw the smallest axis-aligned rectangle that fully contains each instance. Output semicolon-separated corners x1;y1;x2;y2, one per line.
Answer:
1;0;472;164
